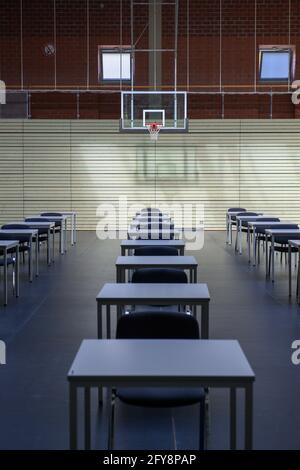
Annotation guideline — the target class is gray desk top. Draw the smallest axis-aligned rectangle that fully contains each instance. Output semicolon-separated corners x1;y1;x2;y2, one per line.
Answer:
265;229;300;235
236;214;271;221
97;282;210;303
0;240;19;249
288;240;300;247
0;229;38;235
247;221;287;227
116;255;197;267
121;239;185;247
28;215;67;221
68;339;255;384
21;221;55;228
43;211;76;216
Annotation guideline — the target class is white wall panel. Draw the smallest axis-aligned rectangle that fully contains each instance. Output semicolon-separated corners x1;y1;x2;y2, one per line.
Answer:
0;119;300;229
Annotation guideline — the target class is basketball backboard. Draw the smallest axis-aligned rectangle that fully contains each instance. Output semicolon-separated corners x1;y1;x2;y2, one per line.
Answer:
120;91;188;132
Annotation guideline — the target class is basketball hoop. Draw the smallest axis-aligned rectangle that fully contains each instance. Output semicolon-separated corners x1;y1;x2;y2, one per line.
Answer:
146;122;162;141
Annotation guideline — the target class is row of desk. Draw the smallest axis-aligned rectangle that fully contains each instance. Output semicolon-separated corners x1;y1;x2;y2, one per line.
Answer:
226;209;300;302
0;211;77;305
68;211;255;450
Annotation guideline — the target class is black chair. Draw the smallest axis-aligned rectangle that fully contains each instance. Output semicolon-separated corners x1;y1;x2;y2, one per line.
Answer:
131;268;188;313
132;267;187;284
252;218;280;263
228;207;246;224
107;311;206;450
137;221;175;240
40;212;62;248
268;224;300;275
40;212;62;230
234;212;259;251
1;224;32;276
134;246;178;256
0;251;16;294
1;224;31;258
25;218;51;251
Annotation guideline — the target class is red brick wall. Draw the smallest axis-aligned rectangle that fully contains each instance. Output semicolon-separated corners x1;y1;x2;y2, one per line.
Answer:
1;0;300;119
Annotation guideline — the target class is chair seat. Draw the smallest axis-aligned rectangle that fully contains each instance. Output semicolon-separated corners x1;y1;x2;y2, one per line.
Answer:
116;387;205;407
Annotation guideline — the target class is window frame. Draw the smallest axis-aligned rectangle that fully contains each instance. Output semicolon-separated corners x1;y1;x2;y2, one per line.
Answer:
98;46;133;83
258;45;296;83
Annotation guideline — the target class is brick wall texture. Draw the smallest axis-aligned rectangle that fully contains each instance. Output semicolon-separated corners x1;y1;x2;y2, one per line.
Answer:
0;0;299;119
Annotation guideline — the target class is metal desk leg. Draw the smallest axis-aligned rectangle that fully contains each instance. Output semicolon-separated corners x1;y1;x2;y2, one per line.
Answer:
245;383;253;450
35;236;39;276
15;245;19;297
96;299;104;405
201;303;209;339
69;383;78;450
65;218;67;252
226;213;229;244
252;227;257;266
230;387;237;450
239;220;243;255
74;213;77;244
47;229;51;265
84;386;91;450
297;248;300;304
271;235;275;283
70;215;74;245
180;246;184;255
247;226;251;263
29;237;33;282
288;244;292;298
51;228;55;263
121;246;125;256
192;267;198;316
60;224;64;255
265;233;269;279
229;215;233;246
106;305;111;339
97;303;103;339
4;248;7;306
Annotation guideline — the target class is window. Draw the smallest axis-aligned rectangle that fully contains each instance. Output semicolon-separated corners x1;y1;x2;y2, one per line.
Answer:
259;46;295;82
99;47;132;82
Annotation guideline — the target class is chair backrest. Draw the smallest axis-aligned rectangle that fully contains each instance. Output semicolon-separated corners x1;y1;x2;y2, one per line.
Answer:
237;212;259;226
254;218;280;234
40;212;62;217
2;224;30;230
134;246;178;256
271;224;300;244
1;224;31;243
132;267;187;284
231;209;252;221
256;218;280;222
116;311;199;339
138;220;175;240
228;207;246;213
25;217;50;222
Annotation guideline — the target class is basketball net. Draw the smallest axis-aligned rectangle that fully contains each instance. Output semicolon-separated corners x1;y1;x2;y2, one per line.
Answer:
146;122;162;141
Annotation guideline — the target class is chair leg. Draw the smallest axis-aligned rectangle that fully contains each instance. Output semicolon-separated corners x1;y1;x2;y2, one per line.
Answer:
107;391;116;450
268;247;272;276
257;238;260;264
199;399;206;450
12;262;16;294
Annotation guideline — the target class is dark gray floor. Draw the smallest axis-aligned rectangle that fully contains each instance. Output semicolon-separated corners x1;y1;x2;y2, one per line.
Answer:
1;231;300;450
